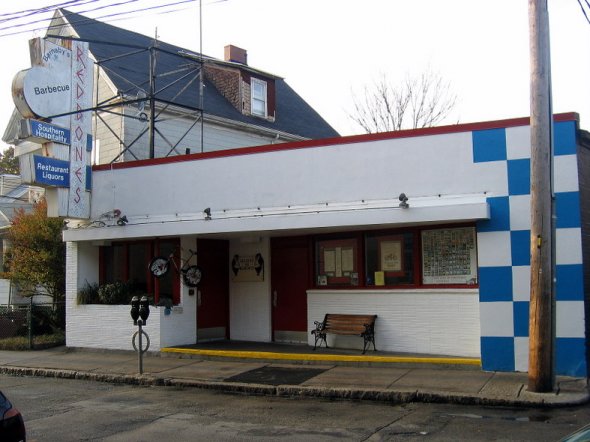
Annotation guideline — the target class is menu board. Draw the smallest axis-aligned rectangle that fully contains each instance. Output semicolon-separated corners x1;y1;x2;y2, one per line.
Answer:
380;240;402;273
323;246;354;277
317;238;359;286
421;227;477;284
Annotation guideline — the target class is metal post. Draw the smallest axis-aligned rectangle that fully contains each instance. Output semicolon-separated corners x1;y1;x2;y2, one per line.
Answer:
131;296;150;376
28;298;33;350
528;0;554;393
138;319;143;374
148;45;156;159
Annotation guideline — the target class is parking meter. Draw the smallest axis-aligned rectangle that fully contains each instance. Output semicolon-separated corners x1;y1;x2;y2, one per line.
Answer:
130;296;139;325
139;295;150;325
131;296;150;375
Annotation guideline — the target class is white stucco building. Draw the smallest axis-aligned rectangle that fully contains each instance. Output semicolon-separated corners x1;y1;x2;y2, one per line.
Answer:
62;113;589;377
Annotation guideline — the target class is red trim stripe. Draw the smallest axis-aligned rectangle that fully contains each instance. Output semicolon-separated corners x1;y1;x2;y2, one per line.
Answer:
93;112;579;172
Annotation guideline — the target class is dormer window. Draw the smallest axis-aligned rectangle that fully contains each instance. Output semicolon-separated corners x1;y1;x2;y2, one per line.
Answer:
205;49;276;121
251;78;267;118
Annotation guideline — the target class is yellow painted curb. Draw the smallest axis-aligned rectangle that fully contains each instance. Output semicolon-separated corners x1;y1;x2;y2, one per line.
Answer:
161;347;481;366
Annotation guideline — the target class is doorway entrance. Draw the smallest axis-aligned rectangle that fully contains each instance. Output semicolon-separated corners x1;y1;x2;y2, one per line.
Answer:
196;238;229;341
270;236;311;343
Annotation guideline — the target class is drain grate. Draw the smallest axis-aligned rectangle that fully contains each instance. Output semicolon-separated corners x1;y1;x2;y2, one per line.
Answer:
224;366;326;386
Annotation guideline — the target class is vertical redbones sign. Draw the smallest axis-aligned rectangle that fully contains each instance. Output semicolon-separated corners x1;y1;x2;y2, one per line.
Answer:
68;40;91;219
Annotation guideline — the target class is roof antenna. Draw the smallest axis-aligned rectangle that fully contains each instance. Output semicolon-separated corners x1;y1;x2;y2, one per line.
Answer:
148;27;160;159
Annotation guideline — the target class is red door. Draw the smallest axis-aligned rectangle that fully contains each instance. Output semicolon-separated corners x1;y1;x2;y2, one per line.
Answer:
196;239;229;339
271;236;311;341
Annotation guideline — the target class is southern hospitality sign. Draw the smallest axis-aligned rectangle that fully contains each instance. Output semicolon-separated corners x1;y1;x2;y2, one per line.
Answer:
21;119;71;145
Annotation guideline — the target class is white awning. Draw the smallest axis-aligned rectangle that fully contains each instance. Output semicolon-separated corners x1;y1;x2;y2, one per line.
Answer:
63;193;490;242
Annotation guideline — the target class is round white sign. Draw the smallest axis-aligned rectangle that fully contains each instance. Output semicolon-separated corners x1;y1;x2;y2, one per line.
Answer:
18;66;72;118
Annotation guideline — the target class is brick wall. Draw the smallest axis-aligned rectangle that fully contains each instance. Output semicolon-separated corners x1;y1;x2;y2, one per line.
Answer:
204;65;242;112
242;80;251;115
204;64;275;121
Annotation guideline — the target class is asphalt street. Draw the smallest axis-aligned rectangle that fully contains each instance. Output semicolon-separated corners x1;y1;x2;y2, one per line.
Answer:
3;374;590;441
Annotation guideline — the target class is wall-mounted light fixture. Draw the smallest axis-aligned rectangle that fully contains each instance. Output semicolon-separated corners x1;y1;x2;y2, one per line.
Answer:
398;193;409;209
203;207;211;220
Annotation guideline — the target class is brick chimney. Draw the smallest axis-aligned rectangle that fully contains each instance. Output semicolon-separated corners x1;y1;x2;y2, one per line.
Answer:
224;44;247;65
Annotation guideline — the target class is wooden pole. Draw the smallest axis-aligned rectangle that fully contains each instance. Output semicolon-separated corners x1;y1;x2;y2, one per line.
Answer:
528;0;554;393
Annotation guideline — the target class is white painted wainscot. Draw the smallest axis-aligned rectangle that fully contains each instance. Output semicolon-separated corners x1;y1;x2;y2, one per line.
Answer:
307;289;481;358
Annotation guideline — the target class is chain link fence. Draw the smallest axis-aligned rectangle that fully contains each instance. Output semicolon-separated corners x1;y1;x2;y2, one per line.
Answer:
0;301;65;349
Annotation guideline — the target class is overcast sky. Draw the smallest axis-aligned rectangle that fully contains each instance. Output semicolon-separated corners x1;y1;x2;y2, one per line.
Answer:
1;0;589;151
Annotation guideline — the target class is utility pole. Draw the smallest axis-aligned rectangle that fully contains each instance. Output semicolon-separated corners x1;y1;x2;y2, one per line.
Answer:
528;0;554;393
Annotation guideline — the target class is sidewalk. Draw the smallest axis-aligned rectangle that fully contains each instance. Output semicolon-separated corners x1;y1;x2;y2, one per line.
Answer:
0;346;587;407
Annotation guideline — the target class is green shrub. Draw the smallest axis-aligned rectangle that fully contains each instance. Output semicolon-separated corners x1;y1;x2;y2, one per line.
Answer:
77;280;151;305
98;281;132;305
77;281;100;305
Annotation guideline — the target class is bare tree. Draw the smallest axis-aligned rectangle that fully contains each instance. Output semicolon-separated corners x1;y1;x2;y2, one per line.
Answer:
349;69;458;133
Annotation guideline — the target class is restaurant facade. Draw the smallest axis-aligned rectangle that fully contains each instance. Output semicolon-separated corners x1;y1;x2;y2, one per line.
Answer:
62;112;589;377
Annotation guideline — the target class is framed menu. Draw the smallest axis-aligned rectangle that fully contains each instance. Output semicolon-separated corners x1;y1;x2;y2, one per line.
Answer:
421;227;478;285
378;236;404;276
316;237;359;286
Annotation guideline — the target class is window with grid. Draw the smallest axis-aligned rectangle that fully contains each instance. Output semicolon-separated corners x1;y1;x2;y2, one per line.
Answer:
251;78;267;117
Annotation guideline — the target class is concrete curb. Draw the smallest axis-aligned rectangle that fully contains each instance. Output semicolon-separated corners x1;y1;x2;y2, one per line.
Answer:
2;365;588;408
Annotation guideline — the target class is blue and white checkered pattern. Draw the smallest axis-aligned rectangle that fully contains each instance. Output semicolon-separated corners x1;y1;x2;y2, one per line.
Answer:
473;120;586;377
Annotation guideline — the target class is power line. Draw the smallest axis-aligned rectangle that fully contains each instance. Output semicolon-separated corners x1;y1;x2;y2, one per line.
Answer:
0;0;91;21
0;0;201;38
0;0;142;34
577;0;590;25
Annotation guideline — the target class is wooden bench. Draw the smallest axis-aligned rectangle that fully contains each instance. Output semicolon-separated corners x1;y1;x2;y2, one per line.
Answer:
311;313;377;354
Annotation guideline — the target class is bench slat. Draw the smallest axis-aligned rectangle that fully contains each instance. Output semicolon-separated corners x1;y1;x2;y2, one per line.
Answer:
325;314;375;321
325;318;373;324
322;330;362;335
325;322;368;330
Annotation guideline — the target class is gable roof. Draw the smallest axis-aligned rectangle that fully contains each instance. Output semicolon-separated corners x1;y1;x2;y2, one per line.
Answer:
53;9;339;140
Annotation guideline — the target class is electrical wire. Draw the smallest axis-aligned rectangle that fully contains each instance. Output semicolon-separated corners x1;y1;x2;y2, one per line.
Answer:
578;0;590;25
0;0;205;38
0;0;92;21
60;0;198;30
0;0;142;34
